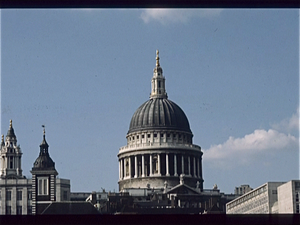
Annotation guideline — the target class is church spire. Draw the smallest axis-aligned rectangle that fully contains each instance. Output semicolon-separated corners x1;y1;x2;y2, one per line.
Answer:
150;50;167;99
6;119;16;138
40;125;49;154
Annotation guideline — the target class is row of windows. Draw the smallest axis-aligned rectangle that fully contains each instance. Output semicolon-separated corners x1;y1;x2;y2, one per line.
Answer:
4;206;32;215
129;133;190;142
228;187;267;209
0;190;32;201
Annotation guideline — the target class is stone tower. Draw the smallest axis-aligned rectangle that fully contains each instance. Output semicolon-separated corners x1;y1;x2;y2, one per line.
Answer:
31;126;58;214
0;120;24;179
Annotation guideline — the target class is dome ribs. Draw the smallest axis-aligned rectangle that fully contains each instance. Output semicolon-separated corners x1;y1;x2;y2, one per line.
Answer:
163;99;171;126
154;99;160;126
159;99;165;126
128;98;192;134
138;100;150;128
164;99;176;128
148;99;155;127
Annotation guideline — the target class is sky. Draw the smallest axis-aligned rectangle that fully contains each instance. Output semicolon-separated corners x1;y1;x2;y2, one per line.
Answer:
1;9;299;194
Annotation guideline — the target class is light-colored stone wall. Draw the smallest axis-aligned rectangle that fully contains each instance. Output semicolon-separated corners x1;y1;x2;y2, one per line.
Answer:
0;178;32;215
56;178;71;202
0;177;71;215
226;182;285;214
278;180;300;213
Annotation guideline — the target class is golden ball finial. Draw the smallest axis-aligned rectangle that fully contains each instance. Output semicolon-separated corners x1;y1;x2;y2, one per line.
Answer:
1;135;4;141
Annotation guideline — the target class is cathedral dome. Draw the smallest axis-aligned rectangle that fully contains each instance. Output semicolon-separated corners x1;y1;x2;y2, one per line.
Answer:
128;98;191;134
128;50;191;135
118;51;203;192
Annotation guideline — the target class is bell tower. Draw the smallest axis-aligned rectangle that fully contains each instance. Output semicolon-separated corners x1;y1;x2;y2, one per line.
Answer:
0;120;23;179
30;126;58;214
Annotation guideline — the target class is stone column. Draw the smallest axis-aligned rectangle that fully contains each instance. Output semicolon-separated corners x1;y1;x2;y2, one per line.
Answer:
134;155;138;178
129;157;132;178
123;158;126;179
193;157;196;178
120;159;123;180
119;160;121;180
158;154;161;175
199;158;202;179
150;154;153;176
166;153;170;176
188;156;191;176
181;155;184;175
174;154;178;176
142;155;145;177
197;158;200;178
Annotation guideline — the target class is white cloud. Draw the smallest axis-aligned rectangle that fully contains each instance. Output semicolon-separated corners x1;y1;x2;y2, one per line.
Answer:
203;107;299;169
140;9;222;25
203;129;298;168
271;107;299;133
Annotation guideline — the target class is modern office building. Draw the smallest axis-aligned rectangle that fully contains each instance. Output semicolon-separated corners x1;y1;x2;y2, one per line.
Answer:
226;181;300;214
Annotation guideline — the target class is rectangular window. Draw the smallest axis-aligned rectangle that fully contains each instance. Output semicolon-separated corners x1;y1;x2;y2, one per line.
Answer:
17;190;22;201
272;190;277;195
154;134;157;138
9;156;13;169
17;206;22;215
6;206;11;215
63;191;68;201
6;190;11;201
147;134;150;138
28;191;32;200
38;177;49;195
142;135;144;139
27;206;32;215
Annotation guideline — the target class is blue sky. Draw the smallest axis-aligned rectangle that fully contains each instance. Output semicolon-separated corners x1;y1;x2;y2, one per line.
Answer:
1;9;299;193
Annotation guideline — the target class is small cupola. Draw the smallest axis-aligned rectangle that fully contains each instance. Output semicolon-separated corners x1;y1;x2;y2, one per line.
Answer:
32;125;55;170
150;50;168;99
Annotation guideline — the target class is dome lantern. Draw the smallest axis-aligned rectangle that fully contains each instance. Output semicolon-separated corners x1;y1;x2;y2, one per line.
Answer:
150;50;168;99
